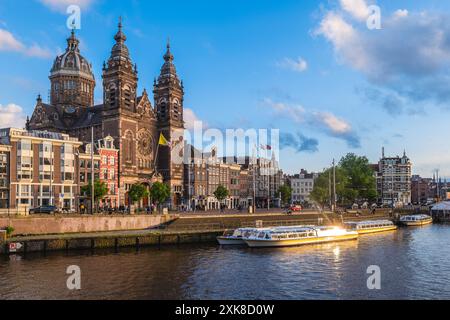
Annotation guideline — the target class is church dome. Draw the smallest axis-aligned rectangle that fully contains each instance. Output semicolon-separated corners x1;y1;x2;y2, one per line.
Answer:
50;30;94;81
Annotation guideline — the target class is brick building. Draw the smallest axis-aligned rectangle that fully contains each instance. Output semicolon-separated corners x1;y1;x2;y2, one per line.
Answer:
0;128;81;212
0;144;11;209
27;21;185;208
373;149;412;206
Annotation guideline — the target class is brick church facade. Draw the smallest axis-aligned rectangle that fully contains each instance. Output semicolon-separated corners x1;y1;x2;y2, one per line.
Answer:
27;21;185;208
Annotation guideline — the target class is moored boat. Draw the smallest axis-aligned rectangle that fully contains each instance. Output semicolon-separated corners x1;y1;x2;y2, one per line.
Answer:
345;220;397;234
244;226;358;248
399;214;433;226
217;228;261;245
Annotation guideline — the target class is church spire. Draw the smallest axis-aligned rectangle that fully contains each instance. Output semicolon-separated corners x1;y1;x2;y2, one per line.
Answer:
66;28;80;52
164;38;174;62
154;40;184;127
109;17;131;63
158;39;180;82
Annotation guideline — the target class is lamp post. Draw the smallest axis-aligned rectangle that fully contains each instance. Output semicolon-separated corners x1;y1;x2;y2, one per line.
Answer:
333;159;336;212
90;126;95;215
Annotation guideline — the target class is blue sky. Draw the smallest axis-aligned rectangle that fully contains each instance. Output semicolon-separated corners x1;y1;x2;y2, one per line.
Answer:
1;0;450;177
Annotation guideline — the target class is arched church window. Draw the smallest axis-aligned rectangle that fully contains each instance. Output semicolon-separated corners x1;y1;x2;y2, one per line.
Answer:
124;85;132;109
109;85;116;108
125;131;133;162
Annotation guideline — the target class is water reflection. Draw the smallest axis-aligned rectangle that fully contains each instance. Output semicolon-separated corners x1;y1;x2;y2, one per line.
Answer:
1;225;450;299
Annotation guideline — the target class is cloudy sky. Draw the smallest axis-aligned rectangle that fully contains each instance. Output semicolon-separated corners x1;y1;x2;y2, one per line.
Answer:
1;0;450;178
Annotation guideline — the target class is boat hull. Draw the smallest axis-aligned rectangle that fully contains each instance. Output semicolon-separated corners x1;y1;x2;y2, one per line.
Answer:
217;236;246;245
244;233;358;248
357;226;397;234
401;219;433;227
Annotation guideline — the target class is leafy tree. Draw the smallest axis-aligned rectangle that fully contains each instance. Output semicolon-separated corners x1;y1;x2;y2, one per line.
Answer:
149;182;171;210
128;183;150;206
81;180;109;210
310;153;377;209
214;185;229;211
214;185;229;202
339;153;377;203
310;167;348;208
278;185;292;206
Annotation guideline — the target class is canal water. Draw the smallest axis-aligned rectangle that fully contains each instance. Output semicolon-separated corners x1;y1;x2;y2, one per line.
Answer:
1;224;450;300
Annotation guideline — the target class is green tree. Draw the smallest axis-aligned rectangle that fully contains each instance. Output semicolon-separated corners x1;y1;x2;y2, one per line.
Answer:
81;180;109;211
149;182;171;211
277;185;292;206
310;167;348;208
214;185;229;211
214;185;229;204
310;153;377;209
339;153;377;204
128;183;150;209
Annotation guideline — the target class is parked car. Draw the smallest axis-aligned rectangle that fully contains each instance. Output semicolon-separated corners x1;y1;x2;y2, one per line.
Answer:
29;205;60;214
287;205;302;214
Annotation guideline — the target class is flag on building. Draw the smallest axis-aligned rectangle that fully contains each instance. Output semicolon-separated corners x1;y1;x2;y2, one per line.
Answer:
158;133;171;148
260;144;272;150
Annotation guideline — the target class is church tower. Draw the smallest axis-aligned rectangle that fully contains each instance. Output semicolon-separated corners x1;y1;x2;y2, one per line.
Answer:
154;41;185;207
49;30;95;108
102;19;159;206
102;19;138;113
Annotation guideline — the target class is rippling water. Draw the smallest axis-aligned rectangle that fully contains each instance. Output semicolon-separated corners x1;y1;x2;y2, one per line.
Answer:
1;224;450;300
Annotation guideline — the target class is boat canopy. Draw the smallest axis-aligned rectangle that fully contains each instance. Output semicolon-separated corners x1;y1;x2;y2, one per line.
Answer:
431;201;450;211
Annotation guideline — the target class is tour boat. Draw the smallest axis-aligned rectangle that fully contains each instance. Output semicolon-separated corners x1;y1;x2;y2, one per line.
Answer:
217;228;261;245
399;214;433;226
244;226;358;248
345;220;397;234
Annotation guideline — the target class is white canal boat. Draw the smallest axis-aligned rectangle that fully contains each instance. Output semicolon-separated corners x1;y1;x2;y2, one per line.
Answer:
345;220;397;234
399;214;433;226
217;228;262;245
244;226;358;248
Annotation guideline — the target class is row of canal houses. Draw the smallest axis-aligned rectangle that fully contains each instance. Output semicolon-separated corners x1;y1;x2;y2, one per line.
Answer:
0;127;285;214
0;128;118;214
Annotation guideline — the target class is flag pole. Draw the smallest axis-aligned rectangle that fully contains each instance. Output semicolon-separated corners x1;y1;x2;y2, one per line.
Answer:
91;126;95;215
153;141;160;173
252;145;256;214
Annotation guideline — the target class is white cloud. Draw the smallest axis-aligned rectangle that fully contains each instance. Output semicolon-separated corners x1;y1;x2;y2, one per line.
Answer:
184;108;208;130
0;28;52;59
340;0;370;21
263;98;360;148
315;12;370;73
0;103;27;128
26;44;53;58
316;6;450;113
262;98;305;123
394;9;408;19
277;57;308;72
313;112;352;134
39;0;95;12
0;29;24;51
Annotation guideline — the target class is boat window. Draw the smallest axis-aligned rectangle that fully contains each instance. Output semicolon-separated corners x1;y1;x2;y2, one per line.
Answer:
258;232;265;239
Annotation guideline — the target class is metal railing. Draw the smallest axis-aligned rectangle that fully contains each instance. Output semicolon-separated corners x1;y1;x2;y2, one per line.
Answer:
160;218;327;232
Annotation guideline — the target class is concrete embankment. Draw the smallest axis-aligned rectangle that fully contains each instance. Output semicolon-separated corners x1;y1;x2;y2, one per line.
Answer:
0;211;395;255
0;229;222;255
0;214;178;236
